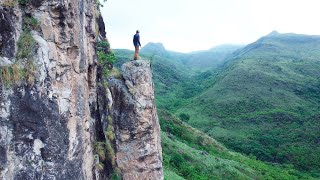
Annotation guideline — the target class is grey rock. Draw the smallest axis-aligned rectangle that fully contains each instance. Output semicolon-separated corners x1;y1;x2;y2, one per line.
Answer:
30;0;44;7
0;57;12;67
0;7;16;60
0;0;98;179
109;60;164;180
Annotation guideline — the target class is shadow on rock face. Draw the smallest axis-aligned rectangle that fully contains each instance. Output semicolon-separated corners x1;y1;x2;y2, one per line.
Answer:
0;7;15;60
30;0;44;7
6;86;84;179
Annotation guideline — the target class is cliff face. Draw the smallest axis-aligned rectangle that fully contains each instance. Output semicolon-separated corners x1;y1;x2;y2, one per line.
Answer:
0;0;98;179
108;60;163;179
1;1;163;180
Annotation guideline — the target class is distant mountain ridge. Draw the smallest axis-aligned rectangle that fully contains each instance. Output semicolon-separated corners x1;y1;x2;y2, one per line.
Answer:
141;42;169;57
140;42;244;72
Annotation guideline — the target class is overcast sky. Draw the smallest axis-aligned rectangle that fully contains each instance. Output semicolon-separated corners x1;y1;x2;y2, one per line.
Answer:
101;0;320;52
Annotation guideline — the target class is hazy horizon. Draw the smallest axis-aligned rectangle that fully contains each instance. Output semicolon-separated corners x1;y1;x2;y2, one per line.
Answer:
101;0;320;53
113;42;246;53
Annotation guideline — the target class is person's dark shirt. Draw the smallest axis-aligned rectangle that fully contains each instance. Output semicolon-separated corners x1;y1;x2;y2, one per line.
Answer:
133;33;141;47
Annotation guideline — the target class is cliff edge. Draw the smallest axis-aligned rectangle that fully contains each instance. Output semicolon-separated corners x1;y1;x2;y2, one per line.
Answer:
108;60;163;180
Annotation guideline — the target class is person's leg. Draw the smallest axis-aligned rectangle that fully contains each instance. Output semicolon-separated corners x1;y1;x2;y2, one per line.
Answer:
134;46;139;60
136;46;140;59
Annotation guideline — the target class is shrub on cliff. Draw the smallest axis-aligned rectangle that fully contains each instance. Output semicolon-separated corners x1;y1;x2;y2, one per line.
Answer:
97;40;117;76
0;29;36;85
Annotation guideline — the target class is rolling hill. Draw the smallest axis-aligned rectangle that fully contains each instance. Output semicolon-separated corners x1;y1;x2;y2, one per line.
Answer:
160;111;313;179
113;32;320;178
174;32;320;176
140;42;243;72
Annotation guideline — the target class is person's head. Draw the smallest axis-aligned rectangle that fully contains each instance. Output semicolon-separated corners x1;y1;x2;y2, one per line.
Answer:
136;30;140;34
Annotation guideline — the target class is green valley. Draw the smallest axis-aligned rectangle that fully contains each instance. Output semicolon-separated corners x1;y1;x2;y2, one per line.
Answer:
113;31;320;179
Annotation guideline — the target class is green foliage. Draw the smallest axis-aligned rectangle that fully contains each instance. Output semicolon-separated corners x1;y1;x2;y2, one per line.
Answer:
105;115;116;166
94;142;106;161
178;113;190;122
97;40;117;77
0;64;21;86
164;168;185;180
110;167;121;180
97;41;110;49
23;16;40;31
96;162;105;171
95;0;107;7
94;113;117;177
18;0;28;5
97;51;116;65
105;124;117;176
105;139;116;166
1;30;36;86
16;31;36;60
95;0;103;10
17;31;36;84
160;111;313;180
94;139;116;172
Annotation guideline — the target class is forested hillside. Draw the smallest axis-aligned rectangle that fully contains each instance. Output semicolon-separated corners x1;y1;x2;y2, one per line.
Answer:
175;32;320;176
160;111;313;179
114;32;320;178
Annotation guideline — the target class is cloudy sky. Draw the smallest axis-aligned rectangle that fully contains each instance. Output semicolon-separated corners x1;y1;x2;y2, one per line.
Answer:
101;0;320;52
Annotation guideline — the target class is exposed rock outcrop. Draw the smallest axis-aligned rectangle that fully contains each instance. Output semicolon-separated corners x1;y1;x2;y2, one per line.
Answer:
0;0;98;179
108;60;164;180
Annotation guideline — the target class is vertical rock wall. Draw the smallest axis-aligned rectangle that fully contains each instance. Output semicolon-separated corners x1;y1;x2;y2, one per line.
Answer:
109;60;164;180
1;1;164;180
0;0;98;179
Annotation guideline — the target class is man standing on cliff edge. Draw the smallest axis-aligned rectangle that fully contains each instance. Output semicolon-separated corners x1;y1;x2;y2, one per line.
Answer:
133;30;141;60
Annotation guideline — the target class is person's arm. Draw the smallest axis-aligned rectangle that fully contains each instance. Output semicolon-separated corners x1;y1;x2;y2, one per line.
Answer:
133;35;135;45
138;35;141;47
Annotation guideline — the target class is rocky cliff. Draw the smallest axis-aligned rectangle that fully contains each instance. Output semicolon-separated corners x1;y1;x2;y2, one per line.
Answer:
109;60;163;180
0;1;163;179
0;0;98;179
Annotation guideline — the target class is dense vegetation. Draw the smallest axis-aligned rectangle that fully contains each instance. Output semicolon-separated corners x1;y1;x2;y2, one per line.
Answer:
174;33;320;177
114;32;320;178
160;111;313;179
